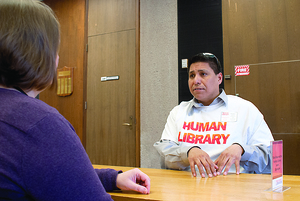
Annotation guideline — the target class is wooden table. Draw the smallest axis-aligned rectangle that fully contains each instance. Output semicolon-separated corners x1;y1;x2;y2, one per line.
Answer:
93;165;300;201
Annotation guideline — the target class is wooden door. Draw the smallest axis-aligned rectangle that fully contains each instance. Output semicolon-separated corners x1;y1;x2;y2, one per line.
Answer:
85;0;139;167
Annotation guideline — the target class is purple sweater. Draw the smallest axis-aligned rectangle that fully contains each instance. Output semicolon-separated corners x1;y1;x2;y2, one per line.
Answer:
0;88;119;200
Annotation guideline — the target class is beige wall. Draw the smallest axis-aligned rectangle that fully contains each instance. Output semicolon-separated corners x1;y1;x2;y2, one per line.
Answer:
140;0;178;168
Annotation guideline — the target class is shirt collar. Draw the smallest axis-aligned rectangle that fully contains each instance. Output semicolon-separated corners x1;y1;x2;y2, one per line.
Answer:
191;89;228;108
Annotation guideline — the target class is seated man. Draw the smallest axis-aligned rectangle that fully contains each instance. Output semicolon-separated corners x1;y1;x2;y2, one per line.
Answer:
154;53;274;178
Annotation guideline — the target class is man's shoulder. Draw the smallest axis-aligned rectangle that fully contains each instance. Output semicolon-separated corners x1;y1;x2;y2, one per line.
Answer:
226;94;258;110
177;99;195;110
178;99;194;106
168;99;194;115
227;94;254;104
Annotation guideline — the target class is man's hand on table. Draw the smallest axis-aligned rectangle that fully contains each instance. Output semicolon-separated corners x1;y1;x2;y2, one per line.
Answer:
188;147;218;178
214;144;244;176
188;144;244;178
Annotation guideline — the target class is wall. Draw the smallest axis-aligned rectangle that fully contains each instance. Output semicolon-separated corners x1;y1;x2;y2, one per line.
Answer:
140;0;178;168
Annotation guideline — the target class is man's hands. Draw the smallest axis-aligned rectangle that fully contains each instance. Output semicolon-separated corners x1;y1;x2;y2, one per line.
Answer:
214;144;243;176
116;168;150;194
188;148;218;177
187;144;243;177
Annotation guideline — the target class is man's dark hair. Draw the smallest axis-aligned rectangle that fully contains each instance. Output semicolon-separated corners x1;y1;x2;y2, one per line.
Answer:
187;53;222;75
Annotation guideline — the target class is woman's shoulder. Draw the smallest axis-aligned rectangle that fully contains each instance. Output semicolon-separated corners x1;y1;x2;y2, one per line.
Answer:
0;90;65;132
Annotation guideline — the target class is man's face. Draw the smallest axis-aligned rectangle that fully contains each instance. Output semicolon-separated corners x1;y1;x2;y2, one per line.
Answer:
188;62;222;106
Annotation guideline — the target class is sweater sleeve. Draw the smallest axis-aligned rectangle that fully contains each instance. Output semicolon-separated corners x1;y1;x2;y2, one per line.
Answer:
22;113;116;201
95;168;121;192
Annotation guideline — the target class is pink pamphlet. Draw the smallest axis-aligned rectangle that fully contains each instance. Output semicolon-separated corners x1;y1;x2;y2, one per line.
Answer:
268;140;290;192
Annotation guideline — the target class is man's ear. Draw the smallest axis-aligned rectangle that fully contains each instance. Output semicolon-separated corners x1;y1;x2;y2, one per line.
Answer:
217;73;223;84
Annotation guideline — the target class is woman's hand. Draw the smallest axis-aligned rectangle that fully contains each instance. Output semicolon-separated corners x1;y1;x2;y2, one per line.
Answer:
116;168;150;194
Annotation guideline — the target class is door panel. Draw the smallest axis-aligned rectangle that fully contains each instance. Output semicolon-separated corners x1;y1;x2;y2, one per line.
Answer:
86;0;137;166
86;30;136;166
88;0;135;36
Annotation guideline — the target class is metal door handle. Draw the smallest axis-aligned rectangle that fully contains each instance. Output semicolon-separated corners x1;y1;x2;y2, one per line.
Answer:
122;116;133;129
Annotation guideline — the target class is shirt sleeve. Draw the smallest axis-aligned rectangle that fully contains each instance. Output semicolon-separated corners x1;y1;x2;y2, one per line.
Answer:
153;106;196;170
240;143;272;173
22;113;117;201
154;140;196;170
239;107;274;174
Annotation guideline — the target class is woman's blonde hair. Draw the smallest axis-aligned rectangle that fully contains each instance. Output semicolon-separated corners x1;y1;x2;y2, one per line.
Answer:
0;0;60;91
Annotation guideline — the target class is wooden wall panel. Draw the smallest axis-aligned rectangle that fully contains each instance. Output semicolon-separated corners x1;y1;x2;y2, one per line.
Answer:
273;134;300;175
234;63;300;134
223;0;300;93
40;0;86;143
223;0;300;175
